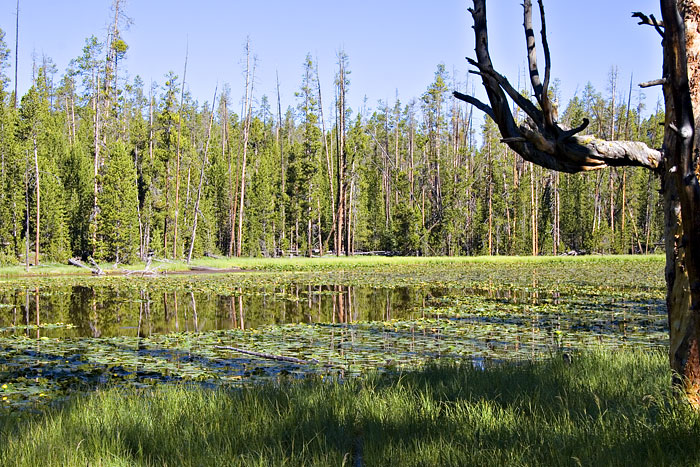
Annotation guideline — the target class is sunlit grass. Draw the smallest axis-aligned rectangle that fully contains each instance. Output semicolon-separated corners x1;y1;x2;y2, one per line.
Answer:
0;253;665;277
1;350;696;466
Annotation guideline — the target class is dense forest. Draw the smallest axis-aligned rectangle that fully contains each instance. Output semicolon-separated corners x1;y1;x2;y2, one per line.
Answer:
0;20;665;264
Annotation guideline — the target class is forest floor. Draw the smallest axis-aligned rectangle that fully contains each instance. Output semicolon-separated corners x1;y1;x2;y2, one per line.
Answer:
0;350;696;466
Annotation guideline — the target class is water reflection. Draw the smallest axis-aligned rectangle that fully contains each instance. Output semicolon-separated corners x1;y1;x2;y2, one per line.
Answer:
0;284;426;338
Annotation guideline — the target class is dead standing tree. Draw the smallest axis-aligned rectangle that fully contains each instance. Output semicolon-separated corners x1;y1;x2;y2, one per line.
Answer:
455;0;700;402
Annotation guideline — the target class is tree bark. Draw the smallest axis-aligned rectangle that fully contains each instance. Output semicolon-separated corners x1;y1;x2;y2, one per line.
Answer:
660;0;700;403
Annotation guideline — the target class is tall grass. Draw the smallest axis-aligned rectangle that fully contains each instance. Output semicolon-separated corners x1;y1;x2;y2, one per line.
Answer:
1;350;696;466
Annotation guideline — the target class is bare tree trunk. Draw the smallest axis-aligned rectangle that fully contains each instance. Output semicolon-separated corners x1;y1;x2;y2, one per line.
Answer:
236;41;254;257
13;0;19;109
186;87;217;264
221;96;234;256
660;0;700;404
92;74;100;256
317;198;323;256
457;0;700;401
609;169;615;235
33;135;39;266
316;63;335;240
24;153;29;271
335;55;349;256
135;148;143;259
530;164;537;256
173;48;188;259
276;72;286;255
552;172;561;256
347;160;355;255
487;137;493;255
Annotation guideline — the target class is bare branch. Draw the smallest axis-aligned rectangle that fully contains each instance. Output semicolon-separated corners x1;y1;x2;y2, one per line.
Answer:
453;91;496;120
455;0;663;174
501;137;528;143
466;57;542;123
469;0;521;139
538;0;554;126
523;0;543;102
558;118;590;142
639;78;667;88
632;12;665;37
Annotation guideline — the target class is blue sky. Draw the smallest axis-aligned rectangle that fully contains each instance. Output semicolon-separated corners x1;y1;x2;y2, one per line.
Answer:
2;1;664;118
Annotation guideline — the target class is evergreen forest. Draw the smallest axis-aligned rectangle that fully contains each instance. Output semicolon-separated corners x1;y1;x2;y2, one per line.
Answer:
0;26;666;265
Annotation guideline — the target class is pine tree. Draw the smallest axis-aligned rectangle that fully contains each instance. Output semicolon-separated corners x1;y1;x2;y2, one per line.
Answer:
96;141;138;262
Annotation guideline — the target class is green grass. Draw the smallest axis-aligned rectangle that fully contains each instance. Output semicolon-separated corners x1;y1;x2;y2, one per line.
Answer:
1;350;696;466
0;253;665;277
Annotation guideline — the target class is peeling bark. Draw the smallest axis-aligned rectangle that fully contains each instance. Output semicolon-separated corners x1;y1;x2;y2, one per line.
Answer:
661;0;700;403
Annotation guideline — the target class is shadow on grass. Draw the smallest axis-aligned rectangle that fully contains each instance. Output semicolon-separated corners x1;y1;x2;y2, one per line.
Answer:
2;350;699;466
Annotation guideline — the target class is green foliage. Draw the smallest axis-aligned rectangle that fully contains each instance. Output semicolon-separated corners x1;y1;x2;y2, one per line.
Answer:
96;141;139;262
0;27;666;261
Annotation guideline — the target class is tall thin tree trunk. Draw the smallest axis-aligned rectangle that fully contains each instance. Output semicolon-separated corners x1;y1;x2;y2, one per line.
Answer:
24;153;29;271
276;72;286;254
316;63;335;239
236;41;254;257
554;171;560;256
33;135;39;266
487;137;493;255
173;47;188;259
13;0;19;109
135;148;143;259
186;87;217;263
609;169;615;235
92;74;100;256
530;163;537;256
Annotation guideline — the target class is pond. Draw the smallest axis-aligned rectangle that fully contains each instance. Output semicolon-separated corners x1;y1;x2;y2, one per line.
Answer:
0;258;668;410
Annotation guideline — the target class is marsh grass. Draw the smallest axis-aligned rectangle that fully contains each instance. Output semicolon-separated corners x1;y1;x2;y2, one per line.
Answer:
1;350;696;466
0;254;664;277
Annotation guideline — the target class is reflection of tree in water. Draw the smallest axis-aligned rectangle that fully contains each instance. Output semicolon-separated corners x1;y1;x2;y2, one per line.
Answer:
4;283;438;338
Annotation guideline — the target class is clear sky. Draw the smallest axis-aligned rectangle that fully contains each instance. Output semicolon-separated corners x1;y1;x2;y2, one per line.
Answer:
2;1;664;119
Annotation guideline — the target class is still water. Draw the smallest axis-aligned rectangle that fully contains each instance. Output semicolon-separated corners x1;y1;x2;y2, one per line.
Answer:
0;274;669;409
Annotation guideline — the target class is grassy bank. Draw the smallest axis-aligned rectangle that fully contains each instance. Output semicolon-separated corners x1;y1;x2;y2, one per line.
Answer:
0;253;665;277
1;350;696;466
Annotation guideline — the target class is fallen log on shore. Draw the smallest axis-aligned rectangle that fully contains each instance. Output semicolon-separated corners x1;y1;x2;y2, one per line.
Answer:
68;257;105;276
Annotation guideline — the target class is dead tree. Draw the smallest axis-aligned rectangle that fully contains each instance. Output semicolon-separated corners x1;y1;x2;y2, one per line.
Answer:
186;86;217;264
455;0;700;402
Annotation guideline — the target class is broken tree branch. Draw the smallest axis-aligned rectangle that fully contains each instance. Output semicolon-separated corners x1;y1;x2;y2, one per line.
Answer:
68;257;105;276
455;0;663;173
523;0;541;98
214;345;318;365
632;12;665;37
453;91;496;120
536;0;554;127
88;257;105;275
466;57;543;124
640;78;667;88
557;118;590;142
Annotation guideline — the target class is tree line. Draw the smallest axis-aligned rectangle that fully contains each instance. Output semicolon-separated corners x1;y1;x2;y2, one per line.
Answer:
0;20;665;265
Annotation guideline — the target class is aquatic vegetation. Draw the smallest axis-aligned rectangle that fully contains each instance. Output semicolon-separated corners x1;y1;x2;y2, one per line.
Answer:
0;256;667;410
